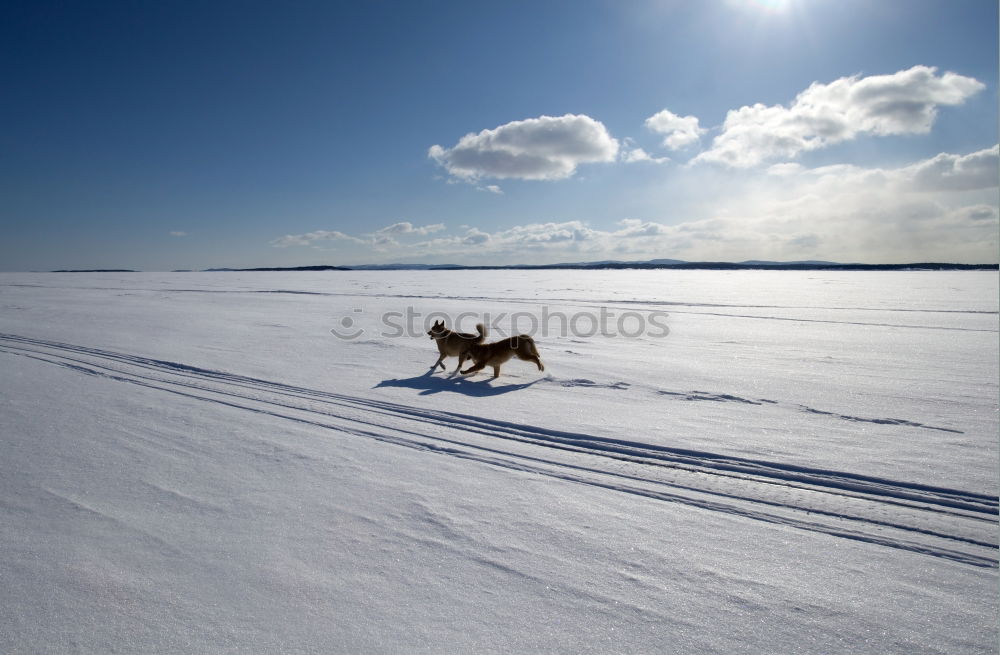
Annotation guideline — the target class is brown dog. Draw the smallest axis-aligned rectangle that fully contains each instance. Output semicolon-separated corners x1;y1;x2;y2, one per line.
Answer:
427;320;486;372
460;335;544;378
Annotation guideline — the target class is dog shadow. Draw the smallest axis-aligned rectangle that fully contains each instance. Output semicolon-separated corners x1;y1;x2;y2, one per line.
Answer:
375;368;541;396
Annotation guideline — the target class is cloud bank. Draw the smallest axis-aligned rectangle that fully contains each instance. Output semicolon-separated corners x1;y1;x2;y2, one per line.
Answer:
903;146;999;191
270;230;361;248
278;145;998;264
375;222;445;236
692;66;985;167
270;223;444;248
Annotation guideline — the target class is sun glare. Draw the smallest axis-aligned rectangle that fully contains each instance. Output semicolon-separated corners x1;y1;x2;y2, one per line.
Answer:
741;0;794;12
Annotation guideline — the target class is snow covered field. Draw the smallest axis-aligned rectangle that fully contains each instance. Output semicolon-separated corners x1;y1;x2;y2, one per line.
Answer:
1;270;997;653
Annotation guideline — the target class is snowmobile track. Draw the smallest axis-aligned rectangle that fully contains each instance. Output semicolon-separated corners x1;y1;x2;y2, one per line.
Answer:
1;332;996;569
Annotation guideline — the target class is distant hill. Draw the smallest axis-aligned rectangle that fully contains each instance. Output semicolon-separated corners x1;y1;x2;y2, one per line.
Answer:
52;269;138;273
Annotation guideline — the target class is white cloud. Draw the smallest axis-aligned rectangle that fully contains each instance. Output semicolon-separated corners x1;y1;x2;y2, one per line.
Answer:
499;221;598;244
375;222;445;236
429;114;619;181
614;218;670;237
273;223;445;248
462;228;491;245
372;235;398;250
765;162;805;176
902;145;999;191
785;144;999;194
695;66;985;167
270;230;361;247
169;231;187;237
477;184;504;194
621;146;669;164
644;109;705;150
954;204;998;222
412;221;599;253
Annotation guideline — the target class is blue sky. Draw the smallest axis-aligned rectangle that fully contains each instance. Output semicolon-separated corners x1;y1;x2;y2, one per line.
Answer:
1;0;996;270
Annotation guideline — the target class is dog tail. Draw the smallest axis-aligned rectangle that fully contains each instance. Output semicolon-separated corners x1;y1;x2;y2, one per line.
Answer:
475;323;486;341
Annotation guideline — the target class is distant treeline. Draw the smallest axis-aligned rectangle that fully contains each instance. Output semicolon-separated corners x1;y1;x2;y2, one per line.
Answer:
206;265;352;272
51;263;998;273
424;262;998;271
236;262;995;272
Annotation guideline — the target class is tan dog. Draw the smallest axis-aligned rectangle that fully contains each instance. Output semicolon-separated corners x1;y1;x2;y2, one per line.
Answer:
460;335;544;378
427;320;486;372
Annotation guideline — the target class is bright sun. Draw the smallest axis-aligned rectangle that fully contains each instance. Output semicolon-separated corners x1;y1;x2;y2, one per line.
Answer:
743;0;794;12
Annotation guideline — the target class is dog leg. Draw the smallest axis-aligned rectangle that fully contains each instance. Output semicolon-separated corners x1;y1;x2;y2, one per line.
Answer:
432;355;446;371
461;360;486;375
525;341;544;371
453;352;467;373
492;365;500;378
514;351;544;372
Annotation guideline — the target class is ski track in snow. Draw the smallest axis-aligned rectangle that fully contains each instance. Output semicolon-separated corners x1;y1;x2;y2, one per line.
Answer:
1;332;996;569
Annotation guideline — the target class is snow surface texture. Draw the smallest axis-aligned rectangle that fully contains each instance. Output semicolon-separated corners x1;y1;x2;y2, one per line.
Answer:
0;270;997;654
